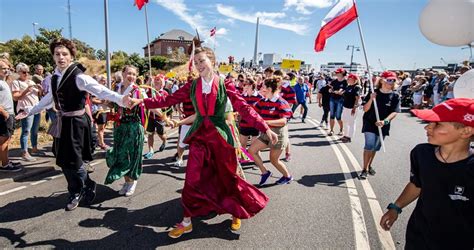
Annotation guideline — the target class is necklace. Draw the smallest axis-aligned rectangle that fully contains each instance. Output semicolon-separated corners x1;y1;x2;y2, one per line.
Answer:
437;146;472;163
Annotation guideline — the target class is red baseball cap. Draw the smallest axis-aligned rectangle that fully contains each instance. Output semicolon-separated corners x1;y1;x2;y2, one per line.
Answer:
380;71;397;80
335;68;346;74
411;98;474;127
348;73;358;80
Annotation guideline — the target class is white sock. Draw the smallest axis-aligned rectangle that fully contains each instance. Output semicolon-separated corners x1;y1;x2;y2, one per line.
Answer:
182;218;191;226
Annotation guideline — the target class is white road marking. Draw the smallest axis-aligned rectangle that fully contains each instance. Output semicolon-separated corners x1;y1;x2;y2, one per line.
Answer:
307;119;370;249
309;118;395;249
0;129;181;196
0;186;27;196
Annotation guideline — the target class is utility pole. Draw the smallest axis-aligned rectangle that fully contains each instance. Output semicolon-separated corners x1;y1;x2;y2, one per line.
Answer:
346;45;360;73
68;0;73;39
32;22;39;39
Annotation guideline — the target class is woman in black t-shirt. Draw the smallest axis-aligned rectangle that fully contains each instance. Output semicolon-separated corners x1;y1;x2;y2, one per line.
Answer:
328;68;347;136
359;71;400;179
341;74;361;143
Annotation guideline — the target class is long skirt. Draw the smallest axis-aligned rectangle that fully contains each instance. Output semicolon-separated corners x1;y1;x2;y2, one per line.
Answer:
182;118;269;219
105;122;144;184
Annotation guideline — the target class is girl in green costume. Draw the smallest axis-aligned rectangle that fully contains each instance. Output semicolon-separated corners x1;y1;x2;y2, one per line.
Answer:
105;65;148;197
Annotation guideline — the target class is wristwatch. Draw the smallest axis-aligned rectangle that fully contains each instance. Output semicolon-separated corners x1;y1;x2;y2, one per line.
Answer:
387;203;402;214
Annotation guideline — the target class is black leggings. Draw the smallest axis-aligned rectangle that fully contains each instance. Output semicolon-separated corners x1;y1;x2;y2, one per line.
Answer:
321;106;330;123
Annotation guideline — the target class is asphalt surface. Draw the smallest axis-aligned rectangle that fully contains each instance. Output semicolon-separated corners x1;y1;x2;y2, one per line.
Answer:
0;99;428;249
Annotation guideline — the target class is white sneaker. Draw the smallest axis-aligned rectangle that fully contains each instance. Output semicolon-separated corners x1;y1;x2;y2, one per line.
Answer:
174;159;183;167
118;182;129;195
22;154;37;162
125;181;137;197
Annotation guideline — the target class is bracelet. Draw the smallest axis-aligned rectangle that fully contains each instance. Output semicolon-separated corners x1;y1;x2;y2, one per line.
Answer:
383;119;390;125
387;203;402;214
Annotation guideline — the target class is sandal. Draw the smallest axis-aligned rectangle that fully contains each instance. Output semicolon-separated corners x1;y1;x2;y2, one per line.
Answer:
328;131;334;136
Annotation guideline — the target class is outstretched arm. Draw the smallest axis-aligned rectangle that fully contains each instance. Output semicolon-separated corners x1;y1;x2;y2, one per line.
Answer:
225;81;269;133
142;81;192;109
76;74;126;107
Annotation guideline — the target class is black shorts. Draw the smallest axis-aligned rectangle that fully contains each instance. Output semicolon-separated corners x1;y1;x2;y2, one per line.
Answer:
239;127;259;137
146;118;165;135
93;111;108;125
0;115;15;138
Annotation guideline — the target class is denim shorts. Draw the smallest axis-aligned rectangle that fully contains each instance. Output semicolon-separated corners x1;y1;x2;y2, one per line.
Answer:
364;132;385;151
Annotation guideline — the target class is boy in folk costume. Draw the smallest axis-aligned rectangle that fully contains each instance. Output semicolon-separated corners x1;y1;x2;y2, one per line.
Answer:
127;39;278;238
18;38;129;211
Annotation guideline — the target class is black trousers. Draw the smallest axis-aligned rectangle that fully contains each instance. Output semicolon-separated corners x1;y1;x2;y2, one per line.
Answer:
321;106;330;123
62;164;95;196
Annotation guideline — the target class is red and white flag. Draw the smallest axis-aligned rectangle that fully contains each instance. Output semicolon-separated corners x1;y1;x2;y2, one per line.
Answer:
314;0;358;52
134;0;148;10
210;27;217;37
188;41;195;72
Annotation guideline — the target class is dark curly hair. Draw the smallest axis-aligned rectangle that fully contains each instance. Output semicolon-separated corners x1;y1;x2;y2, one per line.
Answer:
49;38;77;58
263;76;282;93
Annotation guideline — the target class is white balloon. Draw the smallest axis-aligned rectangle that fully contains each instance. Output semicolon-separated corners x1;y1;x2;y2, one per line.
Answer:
419;0;474;46
453;69;474;99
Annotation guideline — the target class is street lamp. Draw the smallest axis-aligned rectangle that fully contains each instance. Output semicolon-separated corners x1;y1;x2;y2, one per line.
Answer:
346;45;360;73
32;22;39;39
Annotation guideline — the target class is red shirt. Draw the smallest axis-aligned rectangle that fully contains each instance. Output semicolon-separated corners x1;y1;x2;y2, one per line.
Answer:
280;83;296;105
240;91;263;128
182;98;195;118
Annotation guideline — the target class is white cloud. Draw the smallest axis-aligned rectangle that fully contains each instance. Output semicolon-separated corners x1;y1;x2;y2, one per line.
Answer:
284;0;334;15
216;28;228;36
216;4;308;35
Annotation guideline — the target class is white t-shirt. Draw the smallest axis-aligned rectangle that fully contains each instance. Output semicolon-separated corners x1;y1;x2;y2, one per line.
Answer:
316;79;327;91
11;79;40;113
401;77;412;87
0;80;14;114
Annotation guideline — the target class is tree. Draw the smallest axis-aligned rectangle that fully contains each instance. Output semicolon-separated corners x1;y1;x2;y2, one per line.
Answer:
96;49;106;60
150;56;168;70
126;53;147;75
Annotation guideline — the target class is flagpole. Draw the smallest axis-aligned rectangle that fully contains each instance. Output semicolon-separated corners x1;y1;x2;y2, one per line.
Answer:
104;0;111;89
144;4;152;78
355;10;386;152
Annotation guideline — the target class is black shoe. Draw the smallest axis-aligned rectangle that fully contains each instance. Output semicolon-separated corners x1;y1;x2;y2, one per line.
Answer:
302;119;305;123
83;181;97;205
0;163;22;172
66;193;83;211
368;166;376;176
158;143;166;152
359;170;368;180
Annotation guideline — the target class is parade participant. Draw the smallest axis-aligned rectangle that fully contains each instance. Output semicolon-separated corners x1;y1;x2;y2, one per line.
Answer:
327;68;347;136
341;74;361;143
90;75;110;150
239;78;263;147
18;38;128;211
143;74;171;159
278;72;296;161
292;76;309;123
380;98;474;249
105;65;149;196
0;58;21;172
304;75;312;103
12;63;42;161
359;71;400;179
249;77;293;186
127;41;277;238
263;67;274;80
317;81;331;129
235;74;245;93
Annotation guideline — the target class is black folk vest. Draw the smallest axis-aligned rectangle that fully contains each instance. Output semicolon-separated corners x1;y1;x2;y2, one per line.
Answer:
51;63;88;112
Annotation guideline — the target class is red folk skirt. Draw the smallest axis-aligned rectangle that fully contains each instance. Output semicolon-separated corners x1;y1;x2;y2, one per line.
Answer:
182;118;269;219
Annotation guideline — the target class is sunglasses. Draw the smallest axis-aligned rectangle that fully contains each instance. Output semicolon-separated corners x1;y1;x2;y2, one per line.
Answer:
20;71;29;74
384;79;396;84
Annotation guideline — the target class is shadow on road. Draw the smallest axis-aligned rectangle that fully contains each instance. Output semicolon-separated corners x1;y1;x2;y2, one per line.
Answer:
293;141;332;147
0;184;120;224
14;198;239;248
298;173;351;187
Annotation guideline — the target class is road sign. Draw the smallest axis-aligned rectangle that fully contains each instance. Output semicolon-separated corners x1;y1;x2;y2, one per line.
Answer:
281;59;302;71
165;71;176;78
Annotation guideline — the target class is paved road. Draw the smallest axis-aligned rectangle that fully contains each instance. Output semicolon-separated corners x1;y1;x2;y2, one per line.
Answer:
0;100;427;249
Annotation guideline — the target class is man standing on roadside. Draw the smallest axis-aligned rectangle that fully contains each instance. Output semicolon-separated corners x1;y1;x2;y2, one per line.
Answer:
0;58;22;172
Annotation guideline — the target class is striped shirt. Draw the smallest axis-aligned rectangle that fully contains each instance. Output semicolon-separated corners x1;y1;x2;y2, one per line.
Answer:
280;82;296;105
254;95;293;123
240;91;263;128
182;98;195;118
147;88;169;120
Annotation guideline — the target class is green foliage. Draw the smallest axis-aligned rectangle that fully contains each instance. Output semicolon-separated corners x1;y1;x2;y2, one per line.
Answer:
151;55;169;70
0;28;96;73
95;49;106;60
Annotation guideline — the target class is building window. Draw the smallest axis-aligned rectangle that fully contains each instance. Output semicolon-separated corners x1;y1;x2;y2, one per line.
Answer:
178;47;185;54
167;46;172;55
178;36;185;41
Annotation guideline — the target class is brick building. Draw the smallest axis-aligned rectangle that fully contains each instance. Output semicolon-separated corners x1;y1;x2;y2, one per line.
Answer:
143;29;194;57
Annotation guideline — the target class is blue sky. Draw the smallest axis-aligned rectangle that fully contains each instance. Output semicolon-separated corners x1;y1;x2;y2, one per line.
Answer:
0;0;470;71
